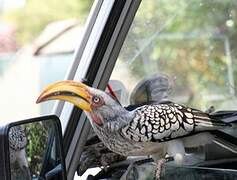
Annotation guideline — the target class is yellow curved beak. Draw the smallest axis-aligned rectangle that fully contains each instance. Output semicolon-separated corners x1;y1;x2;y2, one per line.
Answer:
36;80;92;112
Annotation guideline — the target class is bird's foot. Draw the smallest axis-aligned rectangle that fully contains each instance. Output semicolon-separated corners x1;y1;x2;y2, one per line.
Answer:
155;158;166;180
155;157;173;180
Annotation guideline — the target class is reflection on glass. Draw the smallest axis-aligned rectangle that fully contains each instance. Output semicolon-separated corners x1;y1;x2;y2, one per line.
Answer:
108;1;237;177
9;125;31;180
111;0;237;111
9;119;62;180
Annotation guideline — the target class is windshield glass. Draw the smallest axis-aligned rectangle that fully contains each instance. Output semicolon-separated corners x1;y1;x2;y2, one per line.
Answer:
0;0;93;122
111;0;237;111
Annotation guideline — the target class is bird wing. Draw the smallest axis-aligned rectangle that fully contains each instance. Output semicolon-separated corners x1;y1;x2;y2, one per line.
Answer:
121;103;229;142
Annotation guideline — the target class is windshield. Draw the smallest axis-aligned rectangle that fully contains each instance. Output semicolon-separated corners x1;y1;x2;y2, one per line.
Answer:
111;0;237;111
0;0;93;122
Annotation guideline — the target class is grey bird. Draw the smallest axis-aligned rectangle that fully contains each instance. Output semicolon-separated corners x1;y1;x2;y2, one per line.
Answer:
78;74;173;176
36;80;237;179
9;126;31;180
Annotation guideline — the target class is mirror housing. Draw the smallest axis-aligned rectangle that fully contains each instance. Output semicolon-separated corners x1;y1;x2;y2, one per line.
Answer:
0;115;67;180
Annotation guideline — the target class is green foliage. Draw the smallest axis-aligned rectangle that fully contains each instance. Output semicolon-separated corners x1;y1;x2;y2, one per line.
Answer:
117;0;237;109
25;122;47;176
3;0;93;45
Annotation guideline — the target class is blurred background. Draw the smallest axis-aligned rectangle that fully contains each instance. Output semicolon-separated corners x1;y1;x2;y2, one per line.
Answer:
111;0;237;111
1;0;237;123
0;0;93;122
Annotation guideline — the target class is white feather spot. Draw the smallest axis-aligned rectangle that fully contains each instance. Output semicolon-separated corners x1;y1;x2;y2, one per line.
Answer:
186;118;194;124
184;112;193;118
165;123;171;129
159;126;165;132
183;122;194;131
152;129;159;133
147;124;152;132
140;116;145;122
160;119;165;126
171;120;179;131
131;122;137;130
168;113;174;118
170;116;176;123
158;109;162;113
145;121;149;126
153;124;159;129
175;109;183;117
141;126;146;134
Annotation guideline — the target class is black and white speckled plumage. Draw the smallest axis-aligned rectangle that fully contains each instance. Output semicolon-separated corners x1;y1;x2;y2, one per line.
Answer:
121;102;228;143
87;99;231;158
9;126;27;150
37;80;237;171
8;126;31;180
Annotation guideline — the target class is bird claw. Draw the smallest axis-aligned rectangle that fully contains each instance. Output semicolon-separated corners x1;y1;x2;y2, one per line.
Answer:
155;158;167;180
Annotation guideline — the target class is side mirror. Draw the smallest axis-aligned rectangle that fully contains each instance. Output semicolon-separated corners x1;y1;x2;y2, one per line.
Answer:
0;115;67;180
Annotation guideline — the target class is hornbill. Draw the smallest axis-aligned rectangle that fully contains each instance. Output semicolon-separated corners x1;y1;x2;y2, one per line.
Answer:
9;126;31;180
37;80;237;179
77;74;172;176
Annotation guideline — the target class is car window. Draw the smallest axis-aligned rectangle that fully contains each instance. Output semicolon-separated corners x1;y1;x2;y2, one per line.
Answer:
0;0;93;122
111;0;237;111
74;1;237;179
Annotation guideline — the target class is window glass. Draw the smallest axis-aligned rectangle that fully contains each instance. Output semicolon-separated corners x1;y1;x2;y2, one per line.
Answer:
76;1;237;179
0;0;93;122
111;0;237;111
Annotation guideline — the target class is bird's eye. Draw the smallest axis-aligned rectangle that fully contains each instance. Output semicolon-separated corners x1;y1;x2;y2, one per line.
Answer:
92;96;101;104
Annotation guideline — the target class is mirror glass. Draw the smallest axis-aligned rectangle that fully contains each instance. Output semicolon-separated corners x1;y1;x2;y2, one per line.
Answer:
8;117;65;180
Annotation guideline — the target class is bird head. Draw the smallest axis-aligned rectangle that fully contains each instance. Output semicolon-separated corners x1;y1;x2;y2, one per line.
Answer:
36;81;128;128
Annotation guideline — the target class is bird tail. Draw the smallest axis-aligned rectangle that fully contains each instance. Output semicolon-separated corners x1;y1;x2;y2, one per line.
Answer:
209;110;237;125
209;110;237;153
